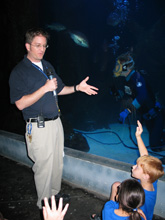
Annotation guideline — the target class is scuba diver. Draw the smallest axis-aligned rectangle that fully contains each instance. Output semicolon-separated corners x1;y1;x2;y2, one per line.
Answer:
113;52;164;152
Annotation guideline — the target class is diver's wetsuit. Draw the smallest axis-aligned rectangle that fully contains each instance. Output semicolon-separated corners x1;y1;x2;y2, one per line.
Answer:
125;70;164;150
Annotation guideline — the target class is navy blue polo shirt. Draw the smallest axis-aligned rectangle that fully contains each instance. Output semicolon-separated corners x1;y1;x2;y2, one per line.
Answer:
9;56;65;120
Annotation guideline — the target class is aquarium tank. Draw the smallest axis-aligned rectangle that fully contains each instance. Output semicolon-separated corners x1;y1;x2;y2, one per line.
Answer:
1;0;165;164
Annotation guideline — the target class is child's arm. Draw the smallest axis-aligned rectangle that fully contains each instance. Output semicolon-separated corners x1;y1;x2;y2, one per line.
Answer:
135;120;148;156
110;181;121;201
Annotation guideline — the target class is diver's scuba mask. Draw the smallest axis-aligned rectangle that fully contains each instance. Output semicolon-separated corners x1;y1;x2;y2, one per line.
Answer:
113;60;123;77
113;58;134;77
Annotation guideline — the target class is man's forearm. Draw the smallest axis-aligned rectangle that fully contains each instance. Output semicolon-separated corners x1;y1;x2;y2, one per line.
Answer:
58;86;75;95
15;85;47;110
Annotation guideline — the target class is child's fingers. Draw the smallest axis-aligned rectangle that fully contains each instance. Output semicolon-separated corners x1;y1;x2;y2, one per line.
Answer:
43;207;48;220
51;195;57;211
58;198;63;212
137;120;143;132
137;120;140;126
62;203;69;216
44;197;51;211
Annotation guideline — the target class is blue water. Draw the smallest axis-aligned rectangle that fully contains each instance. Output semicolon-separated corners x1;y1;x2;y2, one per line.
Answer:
40;0;165;165
74;123;165;166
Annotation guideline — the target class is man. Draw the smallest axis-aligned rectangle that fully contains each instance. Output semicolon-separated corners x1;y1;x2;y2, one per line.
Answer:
113;52;164;152
9;28;98;208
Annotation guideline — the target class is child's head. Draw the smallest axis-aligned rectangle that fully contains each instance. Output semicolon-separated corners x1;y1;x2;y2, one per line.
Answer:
117;179;145;220
136;155;164;183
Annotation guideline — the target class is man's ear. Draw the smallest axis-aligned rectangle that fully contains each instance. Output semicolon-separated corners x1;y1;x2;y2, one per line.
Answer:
25;43;30;51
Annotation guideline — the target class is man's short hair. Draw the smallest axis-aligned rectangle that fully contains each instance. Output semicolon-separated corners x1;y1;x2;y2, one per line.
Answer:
25;28;50;44
137;155;164;183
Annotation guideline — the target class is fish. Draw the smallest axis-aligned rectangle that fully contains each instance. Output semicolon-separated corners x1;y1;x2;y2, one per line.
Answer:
69;31;89;48
45;22;66;32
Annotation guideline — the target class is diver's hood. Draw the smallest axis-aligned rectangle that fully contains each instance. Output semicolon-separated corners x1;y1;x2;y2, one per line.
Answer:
113;58;134;77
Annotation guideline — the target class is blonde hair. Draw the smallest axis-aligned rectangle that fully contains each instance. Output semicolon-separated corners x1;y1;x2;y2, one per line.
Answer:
137;155;164;183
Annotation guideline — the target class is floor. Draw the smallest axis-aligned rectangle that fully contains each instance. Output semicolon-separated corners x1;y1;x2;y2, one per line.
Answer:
0;155;164;220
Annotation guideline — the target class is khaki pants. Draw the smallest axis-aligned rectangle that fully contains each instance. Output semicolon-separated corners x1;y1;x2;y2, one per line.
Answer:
25;117;64;208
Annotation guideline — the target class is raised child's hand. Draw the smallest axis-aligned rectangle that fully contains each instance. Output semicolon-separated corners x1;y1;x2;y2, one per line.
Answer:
135;120;143;137
43;196;69;220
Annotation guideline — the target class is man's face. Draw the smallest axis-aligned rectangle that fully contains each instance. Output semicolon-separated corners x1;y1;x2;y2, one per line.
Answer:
26;35;48;62
131;162;144;179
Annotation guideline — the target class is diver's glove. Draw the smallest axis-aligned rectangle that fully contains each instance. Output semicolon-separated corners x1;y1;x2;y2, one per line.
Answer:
119;109;130;124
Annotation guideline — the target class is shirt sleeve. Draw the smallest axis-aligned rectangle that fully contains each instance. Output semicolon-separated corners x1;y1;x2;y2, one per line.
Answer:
9;68;28;104
102;201;119;220
140;180;157;220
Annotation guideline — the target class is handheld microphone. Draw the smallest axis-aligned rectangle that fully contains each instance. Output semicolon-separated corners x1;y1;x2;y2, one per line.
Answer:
47;68;56;96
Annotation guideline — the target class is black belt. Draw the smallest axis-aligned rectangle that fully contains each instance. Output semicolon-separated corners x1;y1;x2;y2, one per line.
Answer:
27;115;58;123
